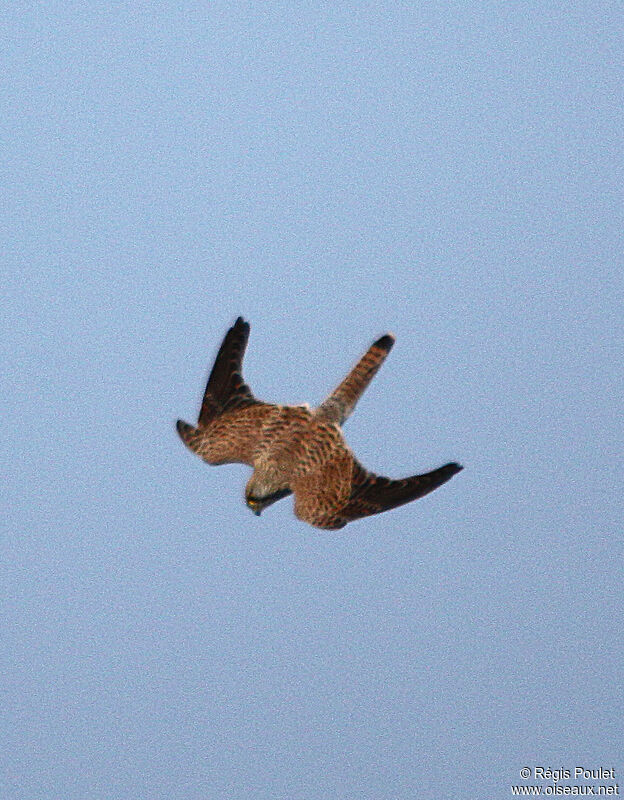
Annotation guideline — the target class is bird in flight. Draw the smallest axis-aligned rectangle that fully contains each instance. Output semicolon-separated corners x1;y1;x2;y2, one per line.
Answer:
176;317;462;530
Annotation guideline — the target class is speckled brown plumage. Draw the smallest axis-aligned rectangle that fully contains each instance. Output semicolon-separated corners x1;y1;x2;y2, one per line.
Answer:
176;317;462;530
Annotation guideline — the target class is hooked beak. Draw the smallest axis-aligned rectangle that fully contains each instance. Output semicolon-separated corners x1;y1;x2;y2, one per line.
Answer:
246;488;292;517
246;498;263;516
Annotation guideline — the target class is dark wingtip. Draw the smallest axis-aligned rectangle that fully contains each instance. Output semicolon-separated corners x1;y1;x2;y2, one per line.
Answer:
445;462;463;476
176;419;194;440
374;333;395;352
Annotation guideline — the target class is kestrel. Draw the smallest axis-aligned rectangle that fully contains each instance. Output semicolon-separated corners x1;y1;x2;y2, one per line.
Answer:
176;317;462;530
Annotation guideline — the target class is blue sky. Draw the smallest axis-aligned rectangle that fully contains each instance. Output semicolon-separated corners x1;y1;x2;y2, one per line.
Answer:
2;3;622;798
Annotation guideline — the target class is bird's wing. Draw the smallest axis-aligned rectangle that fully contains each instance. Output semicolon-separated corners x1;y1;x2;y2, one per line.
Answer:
176;317;276;466
315;333;395;426
176;404;276;466
296;458;463;530
198;316;259;426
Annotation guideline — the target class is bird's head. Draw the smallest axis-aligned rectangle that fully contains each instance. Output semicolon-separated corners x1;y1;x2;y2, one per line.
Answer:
245;476;291;516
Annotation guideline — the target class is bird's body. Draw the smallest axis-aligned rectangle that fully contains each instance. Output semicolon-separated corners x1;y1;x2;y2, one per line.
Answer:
176;317;462;529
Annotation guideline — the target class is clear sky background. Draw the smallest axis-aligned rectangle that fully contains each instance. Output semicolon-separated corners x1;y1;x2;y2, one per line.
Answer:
2;3;622;799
